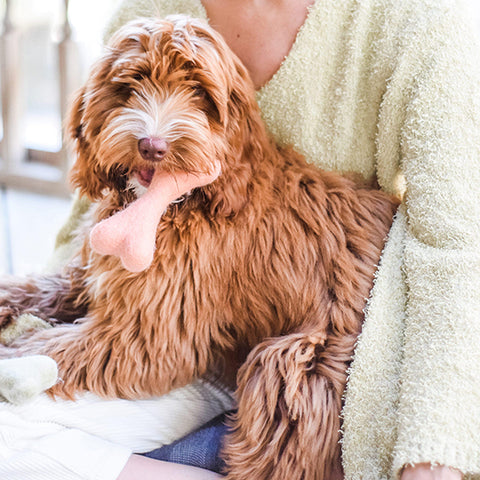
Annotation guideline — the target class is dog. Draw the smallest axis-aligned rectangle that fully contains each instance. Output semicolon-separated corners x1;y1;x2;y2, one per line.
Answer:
0;16;399;479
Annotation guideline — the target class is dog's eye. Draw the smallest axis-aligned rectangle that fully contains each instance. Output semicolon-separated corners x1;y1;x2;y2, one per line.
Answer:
132;73;144;82
192;85;206;98
111;81;133;98
191;86;222;125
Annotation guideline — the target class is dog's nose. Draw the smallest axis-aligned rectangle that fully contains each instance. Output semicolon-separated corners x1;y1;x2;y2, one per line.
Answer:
138;137;169;162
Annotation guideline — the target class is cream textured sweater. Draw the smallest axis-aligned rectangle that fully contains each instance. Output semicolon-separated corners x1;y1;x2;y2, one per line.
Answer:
55;0;480;478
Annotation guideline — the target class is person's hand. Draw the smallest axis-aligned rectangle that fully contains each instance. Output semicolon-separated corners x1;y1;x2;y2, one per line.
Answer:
401;463;462;480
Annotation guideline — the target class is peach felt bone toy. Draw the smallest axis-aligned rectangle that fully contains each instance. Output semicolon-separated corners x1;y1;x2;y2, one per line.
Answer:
90;163;221;273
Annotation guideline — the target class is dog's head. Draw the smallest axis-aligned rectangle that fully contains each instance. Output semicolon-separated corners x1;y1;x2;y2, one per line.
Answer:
67;15;259;215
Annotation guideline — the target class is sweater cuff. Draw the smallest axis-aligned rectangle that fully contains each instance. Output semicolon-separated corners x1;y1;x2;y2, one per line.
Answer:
393;234;480;477
31;429;132;480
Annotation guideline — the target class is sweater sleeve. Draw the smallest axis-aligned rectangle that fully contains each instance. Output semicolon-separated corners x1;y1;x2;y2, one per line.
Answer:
388;2;480;476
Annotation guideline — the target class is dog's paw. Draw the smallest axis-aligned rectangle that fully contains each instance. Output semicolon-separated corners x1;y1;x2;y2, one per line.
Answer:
0;355;58;404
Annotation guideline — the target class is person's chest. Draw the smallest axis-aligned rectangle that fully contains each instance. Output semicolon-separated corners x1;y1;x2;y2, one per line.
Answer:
201;0;315;89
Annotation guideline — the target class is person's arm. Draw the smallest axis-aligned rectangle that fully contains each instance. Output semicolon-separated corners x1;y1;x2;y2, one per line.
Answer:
117;454;223;480
388;1;480;477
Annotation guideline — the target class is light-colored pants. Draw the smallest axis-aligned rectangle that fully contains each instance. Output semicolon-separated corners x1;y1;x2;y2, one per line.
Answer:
0;380;234;480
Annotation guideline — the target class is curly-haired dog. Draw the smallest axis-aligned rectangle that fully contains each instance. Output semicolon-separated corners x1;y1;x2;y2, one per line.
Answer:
0;16;399;479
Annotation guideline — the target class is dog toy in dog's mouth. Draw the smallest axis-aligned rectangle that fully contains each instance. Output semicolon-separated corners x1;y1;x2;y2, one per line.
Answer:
90;163;221;272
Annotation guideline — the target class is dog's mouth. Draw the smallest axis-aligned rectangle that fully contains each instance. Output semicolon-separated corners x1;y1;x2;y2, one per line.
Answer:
135;168;156;187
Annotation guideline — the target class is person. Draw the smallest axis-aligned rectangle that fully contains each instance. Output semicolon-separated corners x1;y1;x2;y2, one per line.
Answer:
104;0;480;478
2;0;479;479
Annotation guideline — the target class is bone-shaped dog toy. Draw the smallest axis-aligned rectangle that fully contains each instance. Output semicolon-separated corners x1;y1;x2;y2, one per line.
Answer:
90;165;221;272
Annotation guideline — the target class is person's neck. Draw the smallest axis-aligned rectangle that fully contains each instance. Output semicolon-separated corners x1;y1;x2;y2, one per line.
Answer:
200;0;315;89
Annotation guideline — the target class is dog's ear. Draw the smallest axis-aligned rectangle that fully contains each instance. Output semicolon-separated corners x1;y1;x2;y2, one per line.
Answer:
65;85;86;143
66;86;111;200
183;19;254;130
188;22;263;217
66;49;132;200
211;58;262;217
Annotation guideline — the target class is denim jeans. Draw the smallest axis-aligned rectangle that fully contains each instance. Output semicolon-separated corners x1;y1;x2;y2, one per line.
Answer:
141;412;231;473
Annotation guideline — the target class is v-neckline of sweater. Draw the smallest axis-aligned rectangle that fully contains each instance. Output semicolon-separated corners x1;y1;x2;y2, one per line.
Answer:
197;0;321;94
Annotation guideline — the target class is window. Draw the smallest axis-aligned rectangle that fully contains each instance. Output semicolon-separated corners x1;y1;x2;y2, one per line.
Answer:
0;0;117;195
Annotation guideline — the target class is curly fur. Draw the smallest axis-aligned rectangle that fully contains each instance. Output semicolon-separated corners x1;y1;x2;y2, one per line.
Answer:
0;16;399;479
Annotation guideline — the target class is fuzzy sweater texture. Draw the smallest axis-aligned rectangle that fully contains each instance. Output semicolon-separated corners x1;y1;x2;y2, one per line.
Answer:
54;0;480;478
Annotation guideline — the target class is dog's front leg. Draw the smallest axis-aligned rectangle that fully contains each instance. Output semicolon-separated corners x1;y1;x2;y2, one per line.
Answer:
5;312;209;400
223;331;355;480
1;321;97;398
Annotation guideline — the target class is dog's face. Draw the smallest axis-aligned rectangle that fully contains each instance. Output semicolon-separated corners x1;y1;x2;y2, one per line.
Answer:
67;16;256;214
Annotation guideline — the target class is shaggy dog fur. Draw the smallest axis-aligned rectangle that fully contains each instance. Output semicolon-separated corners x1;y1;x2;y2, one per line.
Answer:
0;16;399;480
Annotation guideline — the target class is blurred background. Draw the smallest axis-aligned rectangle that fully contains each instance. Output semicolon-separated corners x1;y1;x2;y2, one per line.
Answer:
0;0;118;274
0;0;479;275
1;0;118;156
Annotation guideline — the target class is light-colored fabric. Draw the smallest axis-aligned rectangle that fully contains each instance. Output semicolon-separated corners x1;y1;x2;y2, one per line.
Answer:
0;355;58;404
0;379;234;480
52;0;480;478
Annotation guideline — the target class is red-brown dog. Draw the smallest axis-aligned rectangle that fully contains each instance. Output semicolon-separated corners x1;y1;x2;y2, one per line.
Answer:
0;16;398;479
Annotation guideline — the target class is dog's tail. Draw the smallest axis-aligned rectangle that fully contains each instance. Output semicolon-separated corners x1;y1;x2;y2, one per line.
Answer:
223;331;353;480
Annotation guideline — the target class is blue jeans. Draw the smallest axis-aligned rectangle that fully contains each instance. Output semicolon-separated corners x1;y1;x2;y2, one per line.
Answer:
141;412;231;473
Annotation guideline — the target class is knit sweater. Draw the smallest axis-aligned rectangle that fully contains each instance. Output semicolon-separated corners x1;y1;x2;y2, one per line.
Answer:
55;0;480;478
